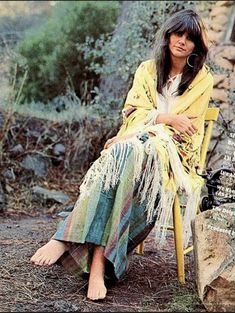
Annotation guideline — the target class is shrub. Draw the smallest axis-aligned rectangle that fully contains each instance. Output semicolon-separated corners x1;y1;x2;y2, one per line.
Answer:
15;1;120;104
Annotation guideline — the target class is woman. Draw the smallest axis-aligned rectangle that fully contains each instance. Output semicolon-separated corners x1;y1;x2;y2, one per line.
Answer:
30;9;213;301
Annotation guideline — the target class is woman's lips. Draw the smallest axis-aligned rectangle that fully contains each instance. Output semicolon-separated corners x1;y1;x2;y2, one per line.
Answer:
175;46;186;51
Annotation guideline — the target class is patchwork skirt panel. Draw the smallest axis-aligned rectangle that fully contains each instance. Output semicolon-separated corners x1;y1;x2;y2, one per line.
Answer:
53;135;159;279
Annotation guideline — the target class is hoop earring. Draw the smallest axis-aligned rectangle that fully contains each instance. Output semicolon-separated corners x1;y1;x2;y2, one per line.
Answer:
187;53;198;68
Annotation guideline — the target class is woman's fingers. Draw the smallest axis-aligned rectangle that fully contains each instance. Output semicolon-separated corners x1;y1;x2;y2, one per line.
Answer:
104;140;112;149
185;129;194;136
169;114;198;136
104;136;118;149
182;117;197;136
187;115;198;120
104;140;110;149
191;124;197;133
191;123;197;131
182;124;197;136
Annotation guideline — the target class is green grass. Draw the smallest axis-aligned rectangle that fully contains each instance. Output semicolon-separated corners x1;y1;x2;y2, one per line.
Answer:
0;94;107;124
161;285;203;312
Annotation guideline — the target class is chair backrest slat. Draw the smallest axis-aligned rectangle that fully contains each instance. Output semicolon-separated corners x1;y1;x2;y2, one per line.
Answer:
204;107;219;121
199;107;220;170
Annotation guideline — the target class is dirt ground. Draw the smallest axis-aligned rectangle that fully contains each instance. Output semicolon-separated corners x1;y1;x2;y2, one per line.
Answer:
0;211;207;312
0;109;207;311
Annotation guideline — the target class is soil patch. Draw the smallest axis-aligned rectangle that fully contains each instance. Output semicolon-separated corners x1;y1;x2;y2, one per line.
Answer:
0;213;206;312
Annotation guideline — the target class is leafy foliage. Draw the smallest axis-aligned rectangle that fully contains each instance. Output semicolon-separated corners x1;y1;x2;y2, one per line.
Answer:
15;1;120;104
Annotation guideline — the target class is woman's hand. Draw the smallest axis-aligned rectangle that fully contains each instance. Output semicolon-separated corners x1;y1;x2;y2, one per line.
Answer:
156;113;197;136
103;136;119;149
104;133;137;149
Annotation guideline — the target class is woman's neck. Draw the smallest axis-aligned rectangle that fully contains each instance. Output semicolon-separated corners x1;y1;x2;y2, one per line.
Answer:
169;56;186;77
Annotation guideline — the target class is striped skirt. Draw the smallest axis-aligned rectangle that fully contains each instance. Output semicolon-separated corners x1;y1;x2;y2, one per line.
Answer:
54;133;160;280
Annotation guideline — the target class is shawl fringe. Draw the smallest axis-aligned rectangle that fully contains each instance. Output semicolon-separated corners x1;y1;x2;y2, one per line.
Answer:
78;130;201;248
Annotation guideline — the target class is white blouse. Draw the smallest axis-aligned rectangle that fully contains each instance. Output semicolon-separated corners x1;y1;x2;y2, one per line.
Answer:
144;73;181;127
157;73;182;114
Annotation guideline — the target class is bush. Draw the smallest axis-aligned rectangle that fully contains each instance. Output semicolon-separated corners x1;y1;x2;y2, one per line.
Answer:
15;1;120;104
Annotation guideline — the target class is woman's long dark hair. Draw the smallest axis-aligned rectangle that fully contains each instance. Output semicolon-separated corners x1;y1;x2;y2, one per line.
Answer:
152;9;209;96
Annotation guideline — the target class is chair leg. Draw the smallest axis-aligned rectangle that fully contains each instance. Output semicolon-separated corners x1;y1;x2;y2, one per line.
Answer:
173;195;185;284
136;241;144;254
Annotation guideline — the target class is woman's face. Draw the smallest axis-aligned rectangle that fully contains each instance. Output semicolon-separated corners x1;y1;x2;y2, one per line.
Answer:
168;31;195;59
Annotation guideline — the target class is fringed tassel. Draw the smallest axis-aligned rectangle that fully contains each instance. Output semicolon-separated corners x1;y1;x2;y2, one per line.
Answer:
132;137;146;183
164;135;202;247
79;153;105;197
79;136;146;201
154;190;175;246
137;139;162;222
149;124;202;247
182;187;201;247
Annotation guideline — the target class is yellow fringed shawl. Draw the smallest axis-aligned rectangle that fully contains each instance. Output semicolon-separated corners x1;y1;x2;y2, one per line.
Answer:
116;59;214;246
117;59;213;178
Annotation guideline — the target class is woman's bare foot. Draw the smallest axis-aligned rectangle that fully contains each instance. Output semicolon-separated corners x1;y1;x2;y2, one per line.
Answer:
87;274;107;301
30;239;68;266
87;246;107;300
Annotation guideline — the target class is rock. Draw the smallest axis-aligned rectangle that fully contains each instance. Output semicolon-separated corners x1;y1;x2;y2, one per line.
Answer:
218;78;230;89
60;203;75;212
212;88;228;103
0;182;7;212
229;73;235;90
10;144;24;155
213;74;226;87
3;168;16;181
192;203;235;312
32;186;70;204
211;22;225;33
207;30;223;44
51;143;65;166
214;57;233;71
211;13;229;26
53;300;81;312
215;0;234;7
52;143;65;156
210;6;228;17
207;152;225;170
221;47;235;62
26;129;41;138
20;154;49;177
218;108;231;123
5;184;13;193
0;111;4;128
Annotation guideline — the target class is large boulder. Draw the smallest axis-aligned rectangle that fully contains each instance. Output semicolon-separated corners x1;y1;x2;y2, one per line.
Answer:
192;203;235;312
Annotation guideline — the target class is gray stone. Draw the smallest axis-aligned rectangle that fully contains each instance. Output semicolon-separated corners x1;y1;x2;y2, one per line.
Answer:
10;144;24;155
0;112;4;128
53;300;80;312
20;154;48;177
32;186;70;204
52;143;65;156
3;168;16;180
0;182;7;212
192;203;235;312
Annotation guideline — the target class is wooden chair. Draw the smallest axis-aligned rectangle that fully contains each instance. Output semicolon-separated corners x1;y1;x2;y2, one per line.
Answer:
136;107;220;284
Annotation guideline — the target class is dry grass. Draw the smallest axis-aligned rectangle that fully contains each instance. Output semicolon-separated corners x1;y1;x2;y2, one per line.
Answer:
0;214;206;312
